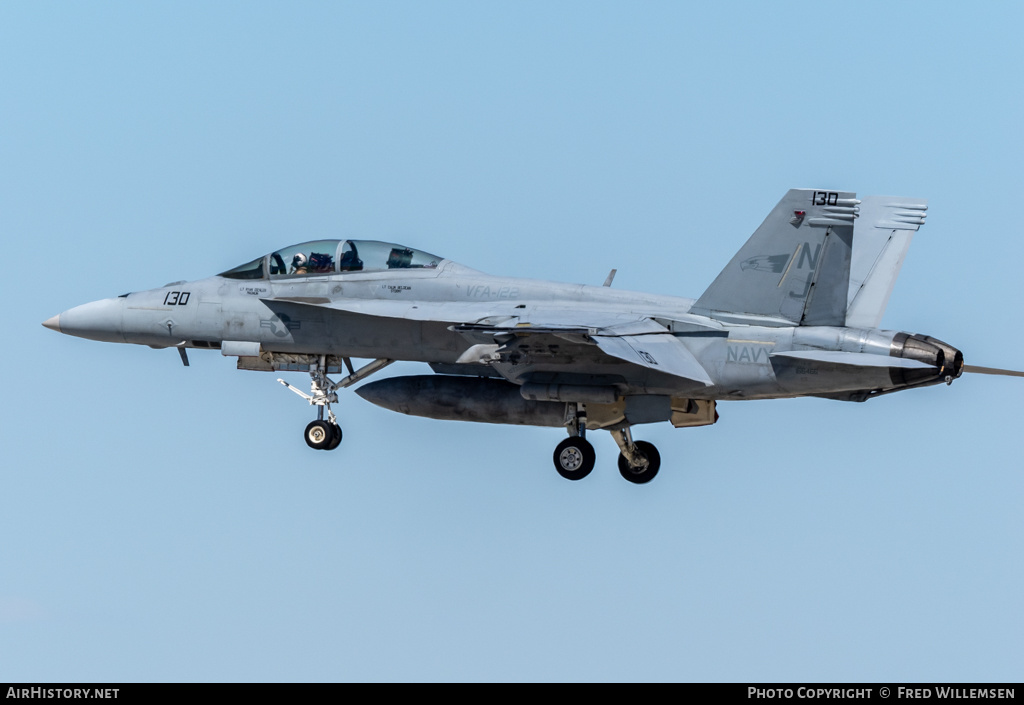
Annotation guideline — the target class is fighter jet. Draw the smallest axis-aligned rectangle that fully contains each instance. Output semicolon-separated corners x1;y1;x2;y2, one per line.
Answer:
43;189;1023;484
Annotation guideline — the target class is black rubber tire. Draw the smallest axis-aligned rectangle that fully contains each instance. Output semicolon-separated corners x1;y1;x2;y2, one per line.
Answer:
325;423;343;450
617;440;661;484
304;420;334;450
553;437;596;481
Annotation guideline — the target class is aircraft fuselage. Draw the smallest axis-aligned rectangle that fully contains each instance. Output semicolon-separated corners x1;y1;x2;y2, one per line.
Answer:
46;260;960;403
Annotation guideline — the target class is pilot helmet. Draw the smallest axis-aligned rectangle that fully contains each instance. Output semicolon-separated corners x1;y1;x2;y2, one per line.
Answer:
292;253;307;267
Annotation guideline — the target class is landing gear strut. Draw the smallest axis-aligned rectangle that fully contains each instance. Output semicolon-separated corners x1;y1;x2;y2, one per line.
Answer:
551;404;662;483
553;402;595;480
611;427;661;484
279;356;392;451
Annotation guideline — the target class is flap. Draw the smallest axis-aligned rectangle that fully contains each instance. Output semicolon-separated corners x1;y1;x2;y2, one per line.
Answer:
594;333;714;386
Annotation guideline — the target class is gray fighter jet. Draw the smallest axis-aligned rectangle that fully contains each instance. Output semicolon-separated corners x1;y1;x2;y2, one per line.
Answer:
43;189;1023;483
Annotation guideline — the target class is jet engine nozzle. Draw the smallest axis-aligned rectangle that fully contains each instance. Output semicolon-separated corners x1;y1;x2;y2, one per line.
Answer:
890;333;963;387
918;335;964;380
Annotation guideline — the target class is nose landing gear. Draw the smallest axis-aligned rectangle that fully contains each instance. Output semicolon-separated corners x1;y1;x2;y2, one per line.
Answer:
279;356;392;451
304;419;342;450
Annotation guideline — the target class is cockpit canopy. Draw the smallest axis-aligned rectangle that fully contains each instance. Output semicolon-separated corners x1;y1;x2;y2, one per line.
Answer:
219;240;444;280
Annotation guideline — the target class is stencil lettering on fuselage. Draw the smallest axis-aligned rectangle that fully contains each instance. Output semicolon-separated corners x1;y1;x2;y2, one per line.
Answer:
726;344;771;364
465;285;521;299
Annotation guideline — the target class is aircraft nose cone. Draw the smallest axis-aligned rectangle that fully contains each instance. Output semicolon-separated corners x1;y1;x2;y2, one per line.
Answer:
49;297;127;343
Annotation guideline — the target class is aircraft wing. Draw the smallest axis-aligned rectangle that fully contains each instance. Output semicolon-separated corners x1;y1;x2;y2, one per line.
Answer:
267;297;650;330
456;318;714;387
266;297;714;386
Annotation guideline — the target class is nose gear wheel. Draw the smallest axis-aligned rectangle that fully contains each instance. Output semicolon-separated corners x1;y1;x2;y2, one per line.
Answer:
278;357;392;451
305;420;340;450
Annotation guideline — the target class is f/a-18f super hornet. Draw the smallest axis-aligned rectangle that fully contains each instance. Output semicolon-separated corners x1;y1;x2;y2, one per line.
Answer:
44;189;1024;483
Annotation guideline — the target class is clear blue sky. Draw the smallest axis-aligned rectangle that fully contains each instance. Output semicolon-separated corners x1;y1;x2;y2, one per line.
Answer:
2;1;1021;682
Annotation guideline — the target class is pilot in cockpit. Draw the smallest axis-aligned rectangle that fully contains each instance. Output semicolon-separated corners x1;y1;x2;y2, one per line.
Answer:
291;253;308;275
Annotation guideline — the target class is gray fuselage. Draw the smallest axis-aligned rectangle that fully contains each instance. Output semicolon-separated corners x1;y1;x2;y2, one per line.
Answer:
48;258;958;403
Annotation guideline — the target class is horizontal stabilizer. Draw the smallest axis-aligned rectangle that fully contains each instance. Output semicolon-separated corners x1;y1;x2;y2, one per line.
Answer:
594;333;714;386
771;350;935;369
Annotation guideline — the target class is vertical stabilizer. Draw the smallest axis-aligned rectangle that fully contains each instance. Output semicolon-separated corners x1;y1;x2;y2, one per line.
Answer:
845;196;927;328
691;189;859;326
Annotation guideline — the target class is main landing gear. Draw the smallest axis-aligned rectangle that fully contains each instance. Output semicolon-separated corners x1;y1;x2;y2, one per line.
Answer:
610;427;661;485
553;403;661;484
553;402;596;480
279;357;393;452
553;436;596;481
